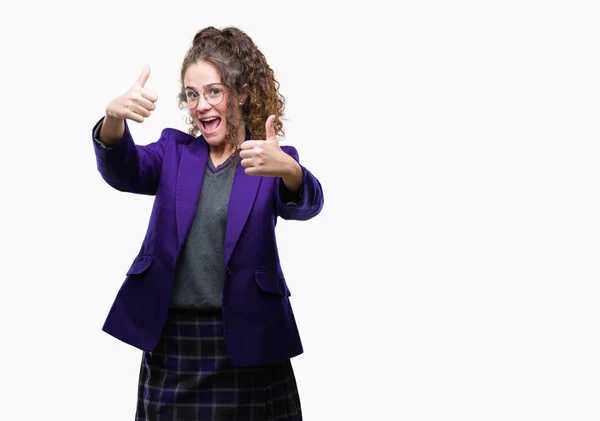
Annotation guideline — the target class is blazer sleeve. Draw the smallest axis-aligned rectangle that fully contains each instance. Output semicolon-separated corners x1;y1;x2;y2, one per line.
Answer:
275;145;324;221
92;117;170;195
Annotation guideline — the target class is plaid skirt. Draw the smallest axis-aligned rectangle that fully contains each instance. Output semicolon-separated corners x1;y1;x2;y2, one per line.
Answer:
135;308;302;421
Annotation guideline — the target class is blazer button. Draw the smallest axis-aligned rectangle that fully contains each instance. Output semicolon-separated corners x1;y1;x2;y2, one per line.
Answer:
226;266;231;275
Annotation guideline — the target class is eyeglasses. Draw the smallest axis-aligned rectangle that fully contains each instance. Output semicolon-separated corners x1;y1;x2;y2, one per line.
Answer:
185;85;228;108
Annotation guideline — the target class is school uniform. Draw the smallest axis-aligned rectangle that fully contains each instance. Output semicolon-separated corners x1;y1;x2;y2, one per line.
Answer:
92;117;324;420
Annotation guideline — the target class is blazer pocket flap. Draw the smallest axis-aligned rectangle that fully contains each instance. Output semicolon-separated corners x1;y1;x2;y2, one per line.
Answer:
255;271;291;296
126;255;154;276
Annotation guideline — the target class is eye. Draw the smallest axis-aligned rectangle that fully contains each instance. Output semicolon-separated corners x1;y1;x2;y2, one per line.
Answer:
208;88;222;96
185;90;198;99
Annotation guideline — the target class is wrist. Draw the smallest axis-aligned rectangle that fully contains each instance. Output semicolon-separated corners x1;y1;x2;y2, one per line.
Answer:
280;155;302;193
283;154;302;178
99;113;125;145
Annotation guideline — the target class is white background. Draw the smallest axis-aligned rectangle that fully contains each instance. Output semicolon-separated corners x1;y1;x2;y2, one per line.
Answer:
1;1;599;420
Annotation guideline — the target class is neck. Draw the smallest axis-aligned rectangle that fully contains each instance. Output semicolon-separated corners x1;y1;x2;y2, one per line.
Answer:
208;124;245;163
209;143;235;159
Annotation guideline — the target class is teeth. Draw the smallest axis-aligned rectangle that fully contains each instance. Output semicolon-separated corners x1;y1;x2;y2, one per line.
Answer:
201;117;218;122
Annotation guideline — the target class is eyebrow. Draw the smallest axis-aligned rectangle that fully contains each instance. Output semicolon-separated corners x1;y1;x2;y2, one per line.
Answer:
184;83;225;91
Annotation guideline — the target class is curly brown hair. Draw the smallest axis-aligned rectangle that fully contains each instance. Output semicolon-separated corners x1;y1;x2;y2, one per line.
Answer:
178;26;286;151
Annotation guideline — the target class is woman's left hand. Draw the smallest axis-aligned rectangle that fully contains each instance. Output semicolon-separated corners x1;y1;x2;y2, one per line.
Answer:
240;115;298;177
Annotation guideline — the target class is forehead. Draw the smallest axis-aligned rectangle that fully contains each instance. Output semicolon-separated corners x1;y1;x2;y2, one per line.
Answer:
184;61;222;87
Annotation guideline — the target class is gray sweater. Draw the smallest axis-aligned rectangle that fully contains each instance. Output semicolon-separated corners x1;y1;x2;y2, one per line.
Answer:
169;155;236;309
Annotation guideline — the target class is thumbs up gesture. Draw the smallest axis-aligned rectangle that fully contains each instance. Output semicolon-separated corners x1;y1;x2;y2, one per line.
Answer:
240;115;299;178
105;64;159;123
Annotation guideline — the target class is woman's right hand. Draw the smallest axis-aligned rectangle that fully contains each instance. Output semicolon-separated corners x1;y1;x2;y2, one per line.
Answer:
99;65;158;145
106;64;158;123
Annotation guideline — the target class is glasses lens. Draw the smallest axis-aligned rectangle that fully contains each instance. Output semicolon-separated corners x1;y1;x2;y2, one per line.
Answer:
206;88;224;105
185;91;198;108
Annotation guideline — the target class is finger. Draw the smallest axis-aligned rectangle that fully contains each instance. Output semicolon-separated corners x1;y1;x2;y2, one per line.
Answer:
132;104;151;118
123;101;151;118
132;94;156;111
241;140;259;150
240;158;253;168
245;167;259;176
135;64;151;88
239;150;252;159
140;88;158;103
123;99;152;117
265;115;276;141
124;111;145;123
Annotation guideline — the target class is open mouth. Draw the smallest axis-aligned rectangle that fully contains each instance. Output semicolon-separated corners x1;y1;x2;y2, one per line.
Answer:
200;116;221;134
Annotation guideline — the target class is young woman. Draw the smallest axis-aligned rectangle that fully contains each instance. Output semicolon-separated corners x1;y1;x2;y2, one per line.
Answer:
92;26;324;420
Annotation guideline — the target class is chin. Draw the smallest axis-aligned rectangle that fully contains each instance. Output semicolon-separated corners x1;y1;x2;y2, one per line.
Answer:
201;131;229;146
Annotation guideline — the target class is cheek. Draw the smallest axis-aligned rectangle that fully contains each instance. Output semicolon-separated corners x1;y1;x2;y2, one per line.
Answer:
218;104;230;124
218;102;228;116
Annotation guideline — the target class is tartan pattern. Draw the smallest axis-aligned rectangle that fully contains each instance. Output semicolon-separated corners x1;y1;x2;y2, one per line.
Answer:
135;308;302;421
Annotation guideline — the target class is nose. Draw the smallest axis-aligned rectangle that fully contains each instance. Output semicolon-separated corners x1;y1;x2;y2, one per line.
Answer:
197;93;212;111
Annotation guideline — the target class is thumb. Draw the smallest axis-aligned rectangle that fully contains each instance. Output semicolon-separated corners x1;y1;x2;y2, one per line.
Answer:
265;115;277;141
135;64;151;88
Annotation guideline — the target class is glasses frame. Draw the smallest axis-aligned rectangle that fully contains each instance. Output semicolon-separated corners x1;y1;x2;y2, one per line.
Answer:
184;84;229;109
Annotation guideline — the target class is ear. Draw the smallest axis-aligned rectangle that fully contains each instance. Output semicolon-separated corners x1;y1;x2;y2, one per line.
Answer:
238;83;250;105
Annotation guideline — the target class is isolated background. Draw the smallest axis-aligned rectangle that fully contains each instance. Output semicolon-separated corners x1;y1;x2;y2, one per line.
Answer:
1;1;599;420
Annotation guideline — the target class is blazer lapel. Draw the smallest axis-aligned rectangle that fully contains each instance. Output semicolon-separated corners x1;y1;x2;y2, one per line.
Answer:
175;138;208;251
224;159;262;269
